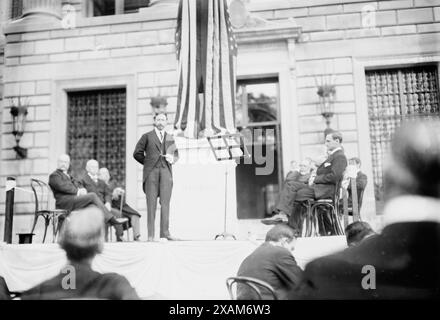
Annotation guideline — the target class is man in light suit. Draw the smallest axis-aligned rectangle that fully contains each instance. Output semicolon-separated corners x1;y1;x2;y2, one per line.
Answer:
262;131;347;227
133;112;179;241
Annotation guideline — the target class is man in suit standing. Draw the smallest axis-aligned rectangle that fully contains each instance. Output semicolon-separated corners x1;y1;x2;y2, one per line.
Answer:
49;154;126;230
78;159;127;242
133;112;179;241
262;131;347;227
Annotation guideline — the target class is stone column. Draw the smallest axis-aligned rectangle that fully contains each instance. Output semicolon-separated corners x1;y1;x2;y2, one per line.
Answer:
22;0;62;20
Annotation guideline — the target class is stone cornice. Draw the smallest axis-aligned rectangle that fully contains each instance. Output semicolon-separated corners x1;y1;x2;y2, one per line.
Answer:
235;22;302;44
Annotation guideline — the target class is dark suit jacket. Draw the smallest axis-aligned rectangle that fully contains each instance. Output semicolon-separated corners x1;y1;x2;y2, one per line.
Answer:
313;149;347;199
290;222;440;300
237;243;303;300
78;173;111;204
133;130;179;187
347;171;368;208
21;263;140;300
48;169;83;211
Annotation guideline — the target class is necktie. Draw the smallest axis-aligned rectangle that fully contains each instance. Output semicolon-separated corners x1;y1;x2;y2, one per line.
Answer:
160;131;163;143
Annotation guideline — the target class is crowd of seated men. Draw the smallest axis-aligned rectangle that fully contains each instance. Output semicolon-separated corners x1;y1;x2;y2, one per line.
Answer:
49;154;141;242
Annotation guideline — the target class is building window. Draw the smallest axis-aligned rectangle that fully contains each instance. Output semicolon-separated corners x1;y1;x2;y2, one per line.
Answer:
67;89;127;188
91;0;150;16
366;65;440;212
10;0;23;19
235;77;283;219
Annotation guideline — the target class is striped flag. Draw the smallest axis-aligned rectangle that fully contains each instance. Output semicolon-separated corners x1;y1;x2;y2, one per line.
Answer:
174;0;238;139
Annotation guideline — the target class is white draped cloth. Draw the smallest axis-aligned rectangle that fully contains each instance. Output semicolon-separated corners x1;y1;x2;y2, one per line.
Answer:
0;237;346;299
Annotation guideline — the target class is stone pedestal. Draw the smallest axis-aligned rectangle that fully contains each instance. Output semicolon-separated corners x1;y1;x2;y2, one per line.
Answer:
22;0;61;20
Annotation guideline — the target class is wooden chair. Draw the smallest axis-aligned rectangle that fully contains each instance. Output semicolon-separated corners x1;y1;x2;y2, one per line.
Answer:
30;179;69;243
226;276;278;300
299;179;345;237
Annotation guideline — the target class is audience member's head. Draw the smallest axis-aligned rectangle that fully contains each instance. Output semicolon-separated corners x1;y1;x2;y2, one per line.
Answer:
58;207;105;264
57;154;70;172
345;221;375;247
265;224;298;252
325;131;343;152
98;168;111;184
85;159;99;177
384;120;440;201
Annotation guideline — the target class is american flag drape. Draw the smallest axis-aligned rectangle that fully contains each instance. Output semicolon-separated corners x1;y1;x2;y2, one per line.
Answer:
174;0;238;139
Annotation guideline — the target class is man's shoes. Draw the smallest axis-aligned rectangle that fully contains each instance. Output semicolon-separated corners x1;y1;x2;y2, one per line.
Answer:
261;212;289;225
116;237;124;242
134;235;141;242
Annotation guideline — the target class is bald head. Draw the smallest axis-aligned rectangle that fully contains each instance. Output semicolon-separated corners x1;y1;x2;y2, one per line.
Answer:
86;159;99;176
384;120;440;200
57;154;70;172
59;207;105;262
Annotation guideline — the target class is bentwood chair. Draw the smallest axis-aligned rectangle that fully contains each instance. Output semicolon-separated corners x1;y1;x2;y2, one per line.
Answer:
299;179;345;237
226;276;278;300
30;179;69;243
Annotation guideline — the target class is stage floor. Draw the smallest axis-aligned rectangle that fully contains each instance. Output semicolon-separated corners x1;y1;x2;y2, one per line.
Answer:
0;236;347;299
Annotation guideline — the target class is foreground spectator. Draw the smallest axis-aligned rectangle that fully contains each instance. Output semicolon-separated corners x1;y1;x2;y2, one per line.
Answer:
237;225;303;300
290;120;440;299
345;221;376;247
21;207;140;300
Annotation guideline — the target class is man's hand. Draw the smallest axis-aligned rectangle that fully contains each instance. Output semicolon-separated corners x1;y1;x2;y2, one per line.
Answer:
105;202;111;211
165;154;174;164
77;188;87;196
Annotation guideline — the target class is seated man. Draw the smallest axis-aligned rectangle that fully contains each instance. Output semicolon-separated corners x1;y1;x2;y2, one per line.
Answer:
262;131;347;228
341;157;368;211
0;276;10;300
345;221;376;247
264;159;313;223
78;160;127;242
237;224;303;300
49;154;126;231
98;167;141;241
21;207;140;300
289;120;440;299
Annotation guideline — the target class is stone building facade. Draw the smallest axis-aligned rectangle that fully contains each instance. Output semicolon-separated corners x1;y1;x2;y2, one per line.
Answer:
0;0;439;242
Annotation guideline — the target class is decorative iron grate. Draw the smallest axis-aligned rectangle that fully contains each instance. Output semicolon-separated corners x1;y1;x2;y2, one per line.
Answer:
366;65;440;206
67;89;126;187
